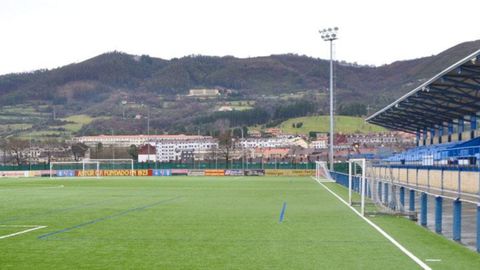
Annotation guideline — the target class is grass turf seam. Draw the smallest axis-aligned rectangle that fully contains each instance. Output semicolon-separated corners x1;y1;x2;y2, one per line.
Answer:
37;196;182;239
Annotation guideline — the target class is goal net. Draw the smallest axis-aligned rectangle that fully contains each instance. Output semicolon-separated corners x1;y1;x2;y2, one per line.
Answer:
50;159;134;178
87;159;134;176
315;161;335;182
349;158;412;217
50;160;100;178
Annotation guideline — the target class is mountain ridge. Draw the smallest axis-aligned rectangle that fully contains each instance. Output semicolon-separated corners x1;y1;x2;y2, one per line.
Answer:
1;40;480;136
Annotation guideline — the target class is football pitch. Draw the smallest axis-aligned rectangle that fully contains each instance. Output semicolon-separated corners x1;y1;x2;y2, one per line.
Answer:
0;176;479;269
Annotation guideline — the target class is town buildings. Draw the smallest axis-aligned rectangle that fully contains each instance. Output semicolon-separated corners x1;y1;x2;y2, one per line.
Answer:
72;134;209;147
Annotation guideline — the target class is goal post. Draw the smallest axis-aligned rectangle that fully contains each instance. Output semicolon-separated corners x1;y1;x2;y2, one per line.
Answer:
49;159;134;178
50;160;100;178
315;161;335;182
89;159;135;176
88;159;134;176
349;159;366;216
348;158;410;217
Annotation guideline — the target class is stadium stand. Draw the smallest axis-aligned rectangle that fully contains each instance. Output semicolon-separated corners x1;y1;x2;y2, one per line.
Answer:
360;48;480;253
384;140;480;166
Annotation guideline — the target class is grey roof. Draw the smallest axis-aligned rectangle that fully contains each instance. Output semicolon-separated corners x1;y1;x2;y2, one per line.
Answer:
366;49;480;133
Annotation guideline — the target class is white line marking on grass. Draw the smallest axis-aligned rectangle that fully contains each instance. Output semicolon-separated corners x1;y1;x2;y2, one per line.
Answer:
0;185;64;191
311;177;431;270
425;259;441;262
41;185;64;189
0;225;45;227
0;225;47;240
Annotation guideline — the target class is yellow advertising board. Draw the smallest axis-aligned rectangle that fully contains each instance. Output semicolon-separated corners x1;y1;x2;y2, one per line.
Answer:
204;169;226;176
265;169;315;176
76;169;151;177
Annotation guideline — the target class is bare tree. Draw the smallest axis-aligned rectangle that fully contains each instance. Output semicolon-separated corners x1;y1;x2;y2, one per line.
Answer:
39;139;67;164
6;138;29;165
71;143;88;161
0;138;8;165
217;130;234;169
212;119;235;168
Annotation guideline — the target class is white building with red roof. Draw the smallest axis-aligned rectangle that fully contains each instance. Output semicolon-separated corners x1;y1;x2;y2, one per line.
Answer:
72;134;210;147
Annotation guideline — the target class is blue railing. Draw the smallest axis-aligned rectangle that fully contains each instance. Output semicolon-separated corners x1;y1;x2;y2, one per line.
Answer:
329;169;480;252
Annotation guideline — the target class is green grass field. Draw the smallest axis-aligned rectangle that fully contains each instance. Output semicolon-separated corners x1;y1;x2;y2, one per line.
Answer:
0;177;479;269
60;114;95;132
0;104;106;139
278;115;386;135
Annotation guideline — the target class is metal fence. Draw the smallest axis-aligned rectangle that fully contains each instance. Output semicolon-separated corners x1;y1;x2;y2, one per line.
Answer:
0;161;319;171
330;170;480;253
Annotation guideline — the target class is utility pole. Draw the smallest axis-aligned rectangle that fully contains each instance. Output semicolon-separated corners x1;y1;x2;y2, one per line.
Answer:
147;105;151;164
111;129;115;160
241;127;245;172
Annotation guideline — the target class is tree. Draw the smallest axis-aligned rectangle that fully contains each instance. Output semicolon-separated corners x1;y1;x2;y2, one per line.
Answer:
6;138;29;165
338;102;367;116
0;138;8;165
39;139;64;165
71;143;88;161
217;130;234;169
128;145;138;160
96;142;103;152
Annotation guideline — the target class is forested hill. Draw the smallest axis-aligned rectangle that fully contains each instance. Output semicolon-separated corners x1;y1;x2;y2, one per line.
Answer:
1;40;480;109
0;40;479;136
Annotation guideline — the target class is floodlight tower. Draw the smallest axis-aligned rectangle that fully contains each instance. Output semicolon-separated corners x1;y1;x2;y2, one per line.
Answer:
319;27;338;171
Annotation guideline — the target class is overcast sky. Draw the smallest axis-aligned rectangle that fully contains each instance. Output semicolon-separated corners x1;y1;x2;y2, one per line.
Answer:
1;0;479;75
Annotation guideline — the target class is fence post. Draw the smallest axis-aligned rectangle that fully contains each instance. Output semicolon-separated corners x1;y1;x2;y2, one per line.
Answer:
435;196;443;234
476;204;480;253
453;199;462;242
421;192;427;227
399;186;405;208
367;180;372;199
409;189;415;212
378;182;382;202
353;176;357;193
406;167;409;185
384;182;389;204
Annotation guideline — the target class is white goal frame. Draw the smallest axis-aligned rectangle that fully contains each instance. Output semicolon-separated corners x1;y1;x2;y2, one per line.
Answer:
50;159;135;178
87;159;135;176
315;161;334;182
50;160;100;178
349;158;366;216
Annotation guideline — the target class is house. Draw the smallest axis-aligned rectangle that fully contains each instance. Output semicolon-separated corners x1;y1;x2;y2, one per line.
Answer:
217;106;233;112
72;134;211;147
188;88;220;97
254;148;290;160
155;139;218;162
138;144;157;162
